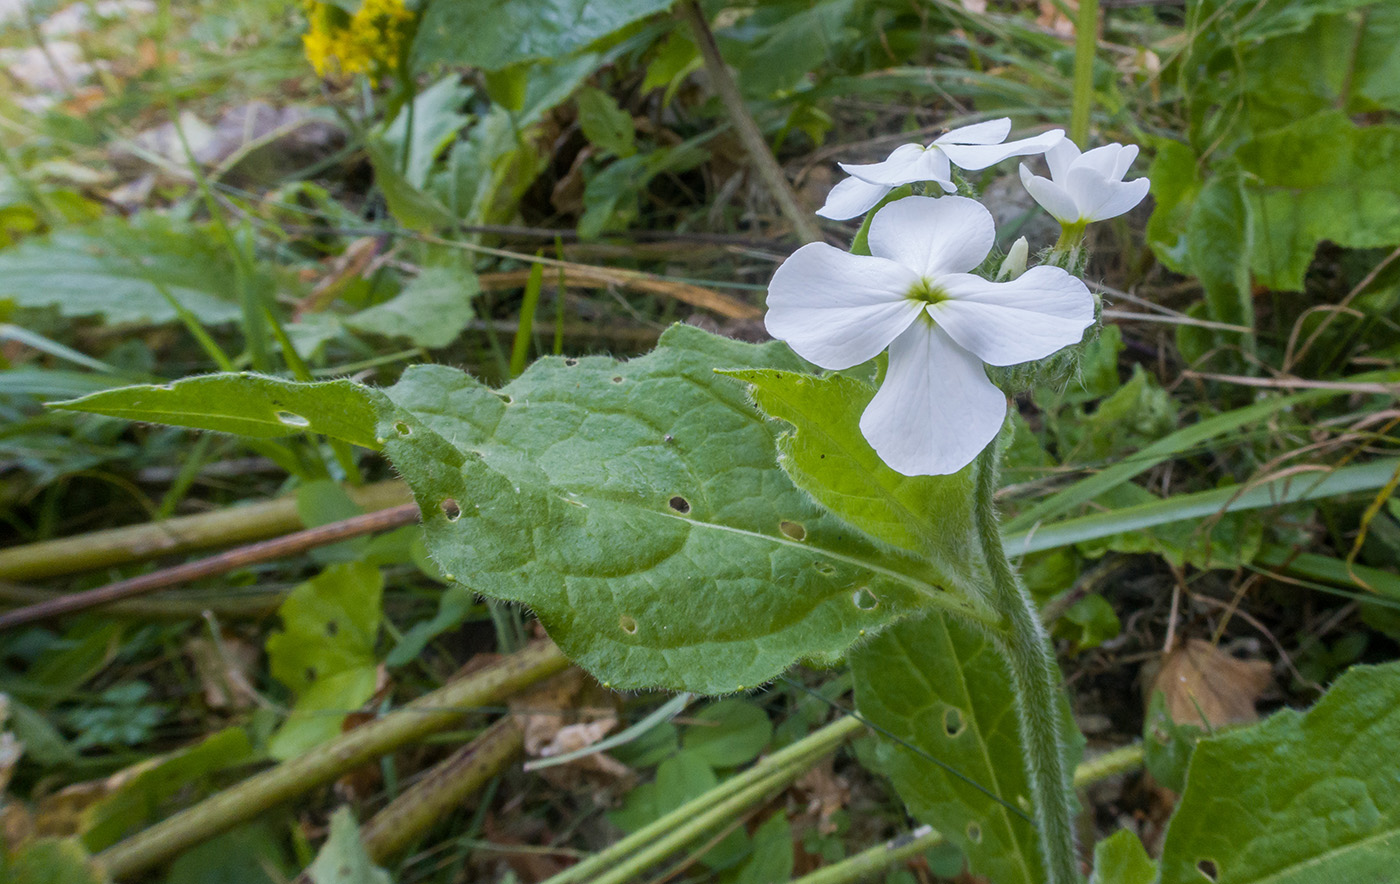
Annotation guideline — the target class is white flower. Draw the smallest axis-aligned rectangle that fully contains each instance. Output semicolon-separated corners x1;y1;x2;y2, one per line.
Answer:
817;119;1065;221
766;196;1094;476
1018;140;1150;226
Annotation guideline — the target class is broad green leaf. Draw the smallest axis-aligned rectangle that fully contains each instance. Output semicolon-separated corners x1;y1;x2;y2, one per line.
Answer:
366;138;456;231
1052;593;1120;653
576;86;636;158
51;374;383;450
1185;169;1254;331
729;812;794;884
164;821;289;884
579;139;710;239
1089;830;1156;884
344;265;479;349
413;0;672;71
1238;113;1400;291
1144;139;1202;274
0;214;243;326
80;728;254;852
682;699;772;768
266;563;383;760
610;751;717;833
722;370;977;582
1159;660;1400;883
851;612;1081;884
306;808;391;884
379;76;472;189
2;839;108;884
382;325;994;693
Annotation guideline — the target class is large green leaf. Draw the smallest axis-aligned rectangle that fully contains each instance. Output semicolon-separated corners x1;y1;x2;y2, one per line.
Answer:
722;369;977;582
1090;830;1157;884
1158;660;1400;883
413;0;673;71
850;612;1080;884
381;325;994;693
0;214;244;326
51;374;383;449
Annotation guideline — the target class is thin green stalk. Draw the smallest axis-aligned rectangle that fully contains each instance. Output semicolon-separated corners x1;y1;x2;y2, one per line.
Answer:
678;0;823;244
974;442;1079;884
1070;0;1100;145
542;714;864;884
792;743;1146;884
97;642;570;880
509;260;545;377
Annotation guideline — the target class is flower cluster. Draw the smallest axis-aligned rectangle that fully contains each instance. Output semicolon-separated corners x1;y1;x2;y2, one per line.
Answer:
302;0;416;82
767;120;1148;476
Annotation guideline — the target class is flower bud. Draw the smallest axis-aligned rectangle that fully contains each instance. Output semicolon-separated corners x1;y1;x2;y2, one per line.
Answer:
997;236;1029;280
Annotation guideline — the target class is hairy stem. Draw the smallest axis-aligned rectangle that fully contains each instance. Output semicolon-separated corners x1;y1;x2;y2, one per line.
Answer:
679;0;824;244
974;442;1081;884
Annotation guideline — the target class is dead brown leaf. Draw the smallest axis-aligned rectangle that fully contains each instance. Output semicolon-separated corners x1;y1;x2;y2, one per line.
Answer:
184;633;260;711
1146;639;1272;728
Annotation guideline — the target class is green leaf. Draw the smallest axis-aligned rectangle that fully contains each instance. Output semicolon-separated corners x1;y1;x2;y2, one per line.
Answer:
579;140;710;238
379;76;472;189
1143;691;1202;794
728;812;795;884
576;86;636;158
413;0;673;71
164;821;289;884
851;612;1081;884
722;370;977;584
2;839;109;884
0;214;243;326
51;374;383;450
306;808;391;884
266;563;383;760
1052;593;1120;653
344;265;479;349
1089;830;1157;884
382;325;993;693
1159;660;1400;883
610;751;717;833
1185;169;1254;331
366;138;455;231
1006;458;1400;557
682;699;772;768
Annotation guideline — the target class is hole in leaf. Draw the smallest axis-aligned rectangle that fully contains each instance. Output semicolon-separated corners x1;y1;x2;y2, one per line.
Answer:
611;376;623;383
619;615;638;635
394;421;412;436
814;562;836;575
440;499;462;521
275;410;311;428
852;587;879;610
1197;860;1219;881
779;520;806;540
565;358;579;366
943;707;965;738
304;666;317;682
966;822;982;844
325;620;338;637
668;496;691;514
497;394;513;405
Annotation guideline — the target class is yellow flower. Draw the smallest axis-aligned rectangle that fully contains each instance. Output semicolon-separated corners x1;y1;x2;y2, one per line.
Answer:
302;0;415;83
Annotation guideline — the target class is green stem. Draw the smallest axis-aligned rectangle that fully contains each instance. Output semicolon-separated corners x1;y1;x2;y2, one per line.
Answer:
974;442;1080;884
1070;0;1100;145
542;715;864;884
97;642;569;880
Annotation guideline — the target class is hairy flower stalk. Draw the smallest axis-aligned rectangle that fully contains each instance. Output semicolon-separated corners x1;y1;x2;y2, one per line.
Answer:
975;439;1080;884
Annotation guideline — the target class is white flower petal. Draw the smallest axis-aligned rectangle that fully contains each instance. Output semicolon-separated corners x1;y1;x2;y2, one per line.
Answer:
1020;164;1080;224
938;129;1064;171
839;143;949;187
1044;139;1080;182
1110;143;1140;180
934;118;1011;146
1073;143;1127;180
859;322;1006;476
867;195;994;278
930;266;1095;365
1065;166;1151;223
765;244;924;369
816;176;893;220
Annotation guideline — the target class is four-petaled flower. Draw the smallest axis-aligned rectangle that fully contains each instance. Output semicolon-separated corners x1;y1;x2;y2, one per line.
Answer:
817;119;1064;220
1018;140;1150;226
766;196;1094;476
